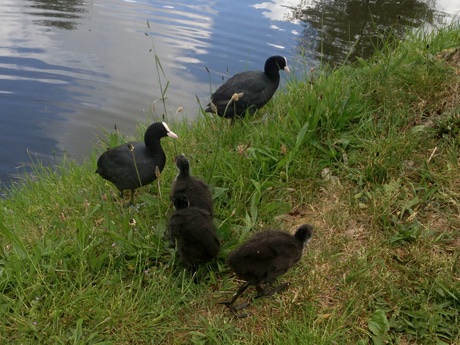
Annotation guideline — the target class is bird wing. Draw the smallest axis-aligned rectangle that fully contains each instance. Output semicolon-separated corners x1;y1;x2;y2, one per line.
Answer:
171;178;210;195
171;179;213;212
177;211;216;243
96;146;138;187
228;233;302;283
211;71;268;106
167;213;186;240
174;209;220;261
244;236;299;261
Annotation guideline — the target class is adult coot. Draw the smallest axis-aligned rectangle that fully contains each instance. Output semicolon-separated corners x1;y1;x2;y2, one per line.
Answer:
170;154;214;216
96;122;178;204
220;224;313;317
205;55;290;120
167;193;220;267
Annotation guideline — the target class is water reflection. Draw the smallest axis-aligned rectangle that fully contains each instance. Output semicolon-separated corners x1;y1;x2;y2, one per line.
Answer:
0;0;103;189
254;0;443;65
25;0;87;30
253;0;302;22
298;0;437;64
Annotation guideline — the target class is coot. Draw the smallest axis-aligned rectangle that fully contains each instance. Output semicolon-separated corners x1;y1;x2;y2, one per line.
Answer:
205;55;290;119
220;224;313;317
170;154;214;216
167;193;220;267
96;122;178;204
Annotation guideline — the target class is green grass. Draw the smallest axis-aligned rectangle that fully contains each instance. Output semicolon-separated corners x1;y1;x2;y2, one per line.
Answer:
1;23;460;344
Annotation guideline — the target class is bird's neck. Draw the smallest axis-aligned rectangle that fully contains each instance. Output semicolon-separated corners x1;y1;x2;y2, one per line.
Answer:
177;169;190;179
145;138;164;155
265;69;280;81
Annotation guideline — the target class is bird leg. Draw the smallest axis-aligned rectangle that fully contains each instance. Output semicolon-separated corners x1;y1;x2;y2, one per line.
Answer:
272;281;290;294
255;284;268;297
220;281;251;318
129;189;135;205
118;189;134;206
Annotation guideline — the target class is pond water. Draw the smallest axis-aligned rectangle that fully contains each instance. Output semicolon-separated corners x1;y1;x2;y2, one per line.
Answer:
0;0;458;190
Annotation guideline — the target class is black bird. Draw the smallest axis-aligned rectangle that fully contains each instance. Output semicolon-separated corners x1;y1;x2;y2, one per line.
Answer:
170;154;214;216
167;193;220;267
96;122;178;204
205;55;290;120
221;224;313;317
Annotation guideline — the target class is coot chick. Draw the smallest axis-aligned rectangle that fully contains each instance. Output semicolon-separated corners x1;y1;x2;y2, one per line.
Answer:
96;122;178;204
170;154;214;216
221;224;313;317
167;193;220;267
205;55;290;120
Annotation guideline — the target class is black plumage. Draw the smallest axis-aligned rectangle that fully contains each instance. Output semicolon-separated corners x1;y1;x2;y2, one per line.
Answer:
170;154;214;216
205;55;290;119
221;224;313;317
96;122;178;204
167;193;220;267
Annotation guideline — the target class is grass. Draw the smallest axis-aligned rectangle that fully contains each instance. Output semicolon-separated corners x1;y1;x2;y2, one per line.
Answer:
1;22;460;344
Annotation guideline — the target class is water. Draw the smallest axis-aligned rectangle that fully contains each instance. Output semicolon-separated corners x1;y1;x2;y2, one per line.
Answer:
0;0;458;190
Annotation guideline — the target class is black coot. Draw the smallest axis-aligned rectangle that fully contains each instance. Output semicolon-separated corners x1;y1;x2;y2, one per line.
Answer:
221;224;313;317
167;193;220;267
96;122;178;204
205;55;290;120
170;154;214;216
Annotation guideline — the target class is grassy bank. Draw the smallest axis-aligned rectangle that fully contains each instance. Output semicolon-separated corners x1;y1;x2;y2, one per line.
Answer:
1;23;460;344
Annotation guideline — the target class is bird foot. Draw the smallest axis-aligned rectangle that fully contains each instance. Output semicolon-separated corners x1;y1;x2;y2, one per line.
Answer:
219;301;251;318
256;282;290;298
273;282;290;293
